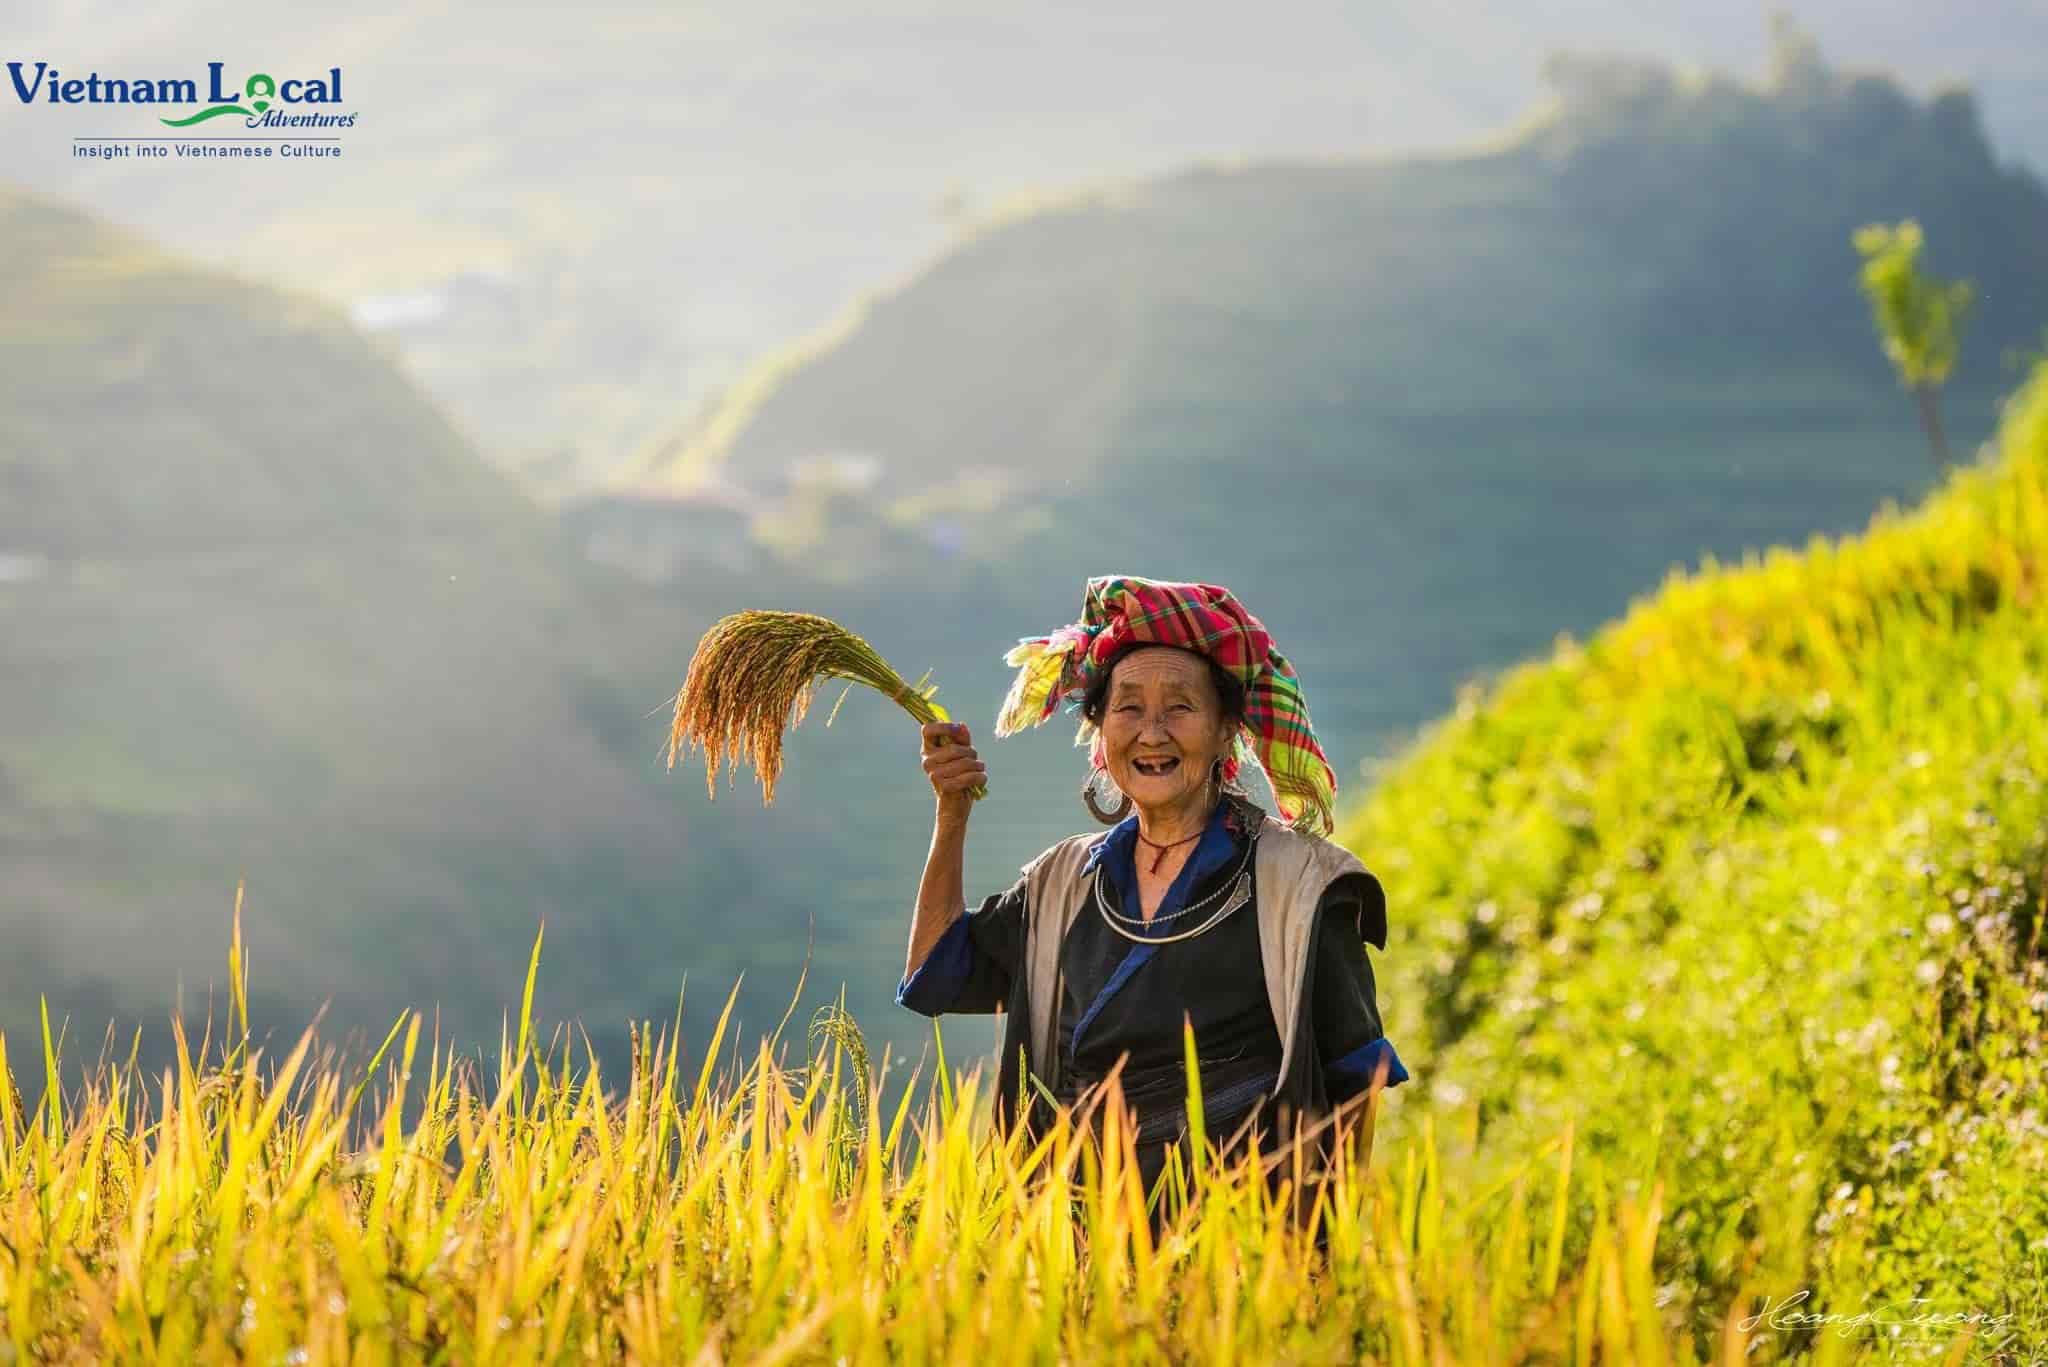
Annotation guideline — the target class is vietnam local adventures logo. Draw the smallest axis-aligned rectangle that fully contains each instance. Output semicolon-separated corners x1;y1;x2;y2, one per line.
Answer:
7;60;355;129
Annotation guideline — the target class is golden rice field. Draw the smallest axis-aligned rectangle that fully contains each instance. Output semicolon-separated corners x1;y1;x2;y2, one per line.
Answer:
0;912;2010;1363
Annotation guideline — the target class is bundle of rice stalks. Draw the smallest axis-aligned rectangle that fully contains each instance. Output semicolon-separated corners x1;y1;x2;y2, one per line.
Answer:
666;609;987;805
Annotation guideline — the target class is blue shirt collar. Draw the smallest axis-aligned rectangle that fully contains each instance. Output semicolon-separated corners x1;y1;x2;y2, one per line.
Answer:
1082;796;1244;927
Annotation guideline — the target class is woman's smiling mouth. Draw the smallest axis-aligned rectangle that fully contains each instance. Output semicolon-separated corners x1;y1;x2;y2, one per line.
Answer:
1131;756;1180;776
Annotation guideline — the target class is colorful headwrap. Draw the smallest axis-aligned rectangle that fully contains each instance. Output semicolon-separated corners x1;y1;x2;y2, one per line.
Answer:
994;575;1339;837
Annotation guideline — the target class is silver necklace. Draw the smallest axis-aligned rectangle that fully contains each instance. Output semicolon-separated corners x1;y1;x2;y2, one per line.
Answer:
1097;831;1253;925
1093;833;1257;944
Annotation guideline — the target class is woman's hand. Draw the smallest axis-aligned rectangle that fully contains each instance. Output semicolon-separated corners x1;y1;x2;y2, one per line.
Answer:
921;721;987;820
906;722;977;987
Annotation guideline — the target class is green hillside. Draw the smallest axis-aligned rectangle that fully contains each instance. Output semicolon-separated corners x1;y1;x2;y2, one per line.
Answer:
1343;357;2048;1319
633;45;2047;497
0;192;535;556
0;186;844;1073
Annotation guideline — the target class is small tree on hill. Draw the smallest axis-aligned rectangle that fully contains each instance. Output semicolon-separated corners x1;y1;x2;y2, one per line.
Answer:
1853;219;1974;470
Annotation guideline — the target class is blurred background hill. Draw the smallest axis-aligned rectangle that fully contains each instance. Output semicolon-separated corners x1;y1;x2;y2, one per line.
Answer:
4;15;2047;1092
0;185;841;1068
610;26;2048;693
3;6;2043;499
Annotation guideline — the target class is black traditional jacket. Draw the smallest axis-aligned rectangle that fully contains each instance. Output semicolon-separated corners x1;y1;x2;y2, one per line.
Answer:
899;791;1408;1188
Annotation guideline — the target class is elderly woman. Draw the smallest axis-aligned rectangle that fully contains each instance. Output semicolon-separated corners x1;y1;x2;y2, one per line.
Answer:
897;575;1408;1199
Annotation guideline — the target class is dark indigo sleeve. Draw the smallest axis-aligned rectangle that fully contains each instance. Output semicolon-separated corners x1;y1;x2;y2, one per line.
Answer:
896;872;1028;1017
1312;875;1410;1102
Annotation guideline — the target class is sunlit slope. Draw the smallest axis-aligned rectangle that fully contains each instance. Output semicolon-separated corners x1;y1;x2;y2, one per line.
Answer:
1342;361;2048;1313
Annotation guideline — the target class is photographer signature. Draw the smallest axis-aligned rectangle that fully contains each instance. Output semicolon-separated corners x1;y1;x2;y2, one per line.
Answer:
1738;1289;2032;1356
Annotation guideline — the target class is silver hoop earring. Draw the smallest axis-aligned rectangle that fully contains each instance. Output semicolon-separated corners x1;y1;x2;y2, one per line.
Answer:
1081;766;1131;824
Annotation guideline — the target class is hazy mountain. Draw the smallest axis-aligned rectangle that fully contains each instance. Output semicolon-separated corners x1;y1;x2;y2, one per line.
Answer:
1;8;2041;497
616;42;2048;755
0;185;861;1074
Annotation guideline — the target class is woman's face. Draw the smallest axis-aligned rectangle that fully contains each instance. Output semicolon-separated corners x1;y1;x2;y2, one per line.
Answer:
1099;646;1233;816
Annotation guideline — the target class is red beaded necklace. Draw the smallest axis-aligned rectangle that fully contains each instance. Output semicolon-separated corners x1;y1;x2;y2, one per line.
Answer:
1134;828;1202;874
1131;774;1244;874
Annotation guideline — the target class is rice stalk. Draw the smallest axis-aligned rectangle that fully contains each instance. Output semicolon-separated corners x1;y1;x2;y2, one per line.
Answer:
665;609;986;804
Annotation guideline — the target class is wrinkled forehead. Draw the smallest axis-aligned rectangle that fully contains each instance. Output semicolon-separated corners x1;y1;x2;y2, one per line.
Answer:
1107;645;1209;695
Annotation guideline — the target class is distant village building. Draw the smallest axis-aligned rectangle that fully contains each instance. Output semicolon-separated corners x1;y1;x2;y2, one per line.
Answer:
786;449;884;495
0;551;49;585
349;266;523;335
574;479;760;582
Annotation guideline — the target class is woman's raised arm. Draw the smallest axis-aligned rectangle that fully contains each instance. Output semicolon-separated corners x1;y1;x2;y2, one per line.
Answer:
898;722;1025;1017
904;721;986;982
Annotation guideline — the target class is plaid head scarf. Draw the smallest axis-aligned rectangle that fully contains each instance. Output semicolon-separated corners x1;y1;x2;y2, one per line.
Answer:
993;575;1339;837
